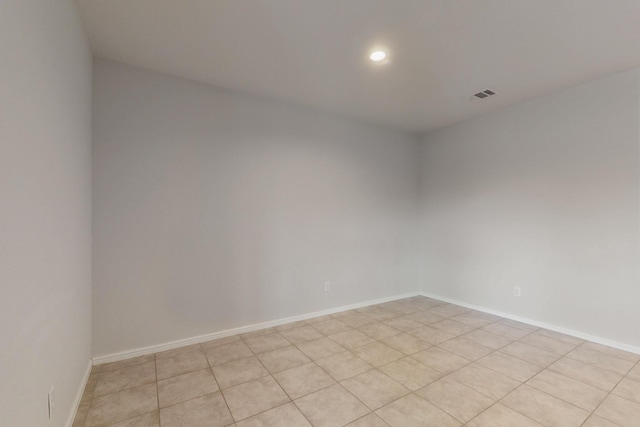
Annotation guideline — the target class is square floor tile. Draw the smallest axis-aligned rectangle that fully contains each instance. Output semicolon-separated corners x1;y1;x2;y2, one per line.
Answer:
501;385;589;427
477;352;541;382
594;394;640;427
94;361;156;397
340;312;377;328
383;316;423;332
612;377;640;404
352;341;403;367
236;402;311;427
257;345;310;373
244;332;291;354
223;376;290;421
480;323;532;341
447;363;520;400
406;310;444;325
548;356;622;391
500;342;559;367
379;357;442;390
358;322;401;340
328;330;375;350
85;383;158;426
94;355;155;374
279;326;324;344
341;370;409;410
158;368;219;408
205;341;253;366
156;350;209;380
417;377;494;423
527;369;607;411
200;335;241;352
311;319;351;335
409;326;455;345
581;414;622;427
274;362;335;400
381;333;431;355
295;337;346;360
438;338;493;361
430;319;475;336
345;413;388;427
110;411;160;427
462;329;513;349
315;351;373;381
375;393;460;427
466;403;542;427
212;356;269;389
294;384;369;427
519;333;578;355
159;392;233;427
566;346;635;375
411;346;469;374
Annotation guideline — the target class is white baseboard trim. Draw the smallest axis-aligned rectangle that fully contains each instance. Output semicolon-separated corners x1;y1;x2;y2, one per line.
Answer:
93;291;421;365
66;359;92;427
419;291;640;355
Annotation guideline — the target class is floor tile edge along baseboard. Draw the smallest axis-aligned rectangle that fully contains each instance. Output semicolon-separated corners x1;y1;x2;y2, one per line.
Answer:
92;291;422;365
419;291;640;355
66;359;92;427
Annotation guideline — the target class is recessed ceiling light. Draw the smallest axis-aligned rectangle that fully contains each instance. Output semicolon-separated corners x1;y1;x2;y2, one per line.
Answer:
369;50;386;62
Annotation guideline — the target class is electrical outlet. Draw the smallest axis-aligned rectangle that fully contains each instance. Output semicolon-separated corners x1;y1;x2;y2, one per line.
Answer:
324;281;331;292
48;387;55;419
513;286;521;297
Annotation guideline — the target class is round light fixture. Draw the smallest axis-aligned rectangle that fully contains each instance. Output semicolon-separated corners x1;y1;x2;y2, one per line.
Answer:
369;50;386;62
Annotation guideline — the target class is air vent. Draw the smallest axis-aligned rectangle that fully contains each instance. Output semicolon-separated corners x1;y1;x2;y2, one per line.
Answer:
473;89;496;100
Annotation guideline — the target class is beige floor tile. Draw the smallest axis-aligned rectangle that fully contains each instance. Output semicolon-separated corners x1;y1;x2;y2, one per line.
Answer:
236;402;311;427
244;332;291;354
462;329;513;349
379;357;442;390
274;362;335;400
411;346;470;374
480;323;532;340
304;314;333;324
358;322;401;340
295;337;346;360
352;341;403;367
417;377;494;423
566;346;636;375
579;342;640;363
383;316;423;332
405;310;444;325
430;319;476;336
581;414;623;427
496;318;539;331
212;356;269;389
447;363;520;400
448;313;496;328
201;335;241;351
375;393;460;427
476;352;541;382
428;304;471;318
223;376;290;421
519;333;578;355
612;377;640;403
328;329;375;349
93;361;156;397
160;392;233;427
381;333;431;355
311;318;351;335
627;363;640;382
205;341;253;366
360;307;401;322
72;401;90;427
438;338;493;361
155;344;202;360
466;403;542;427
500;342;560;367
276;320;309;331
256;345;310;373
409;326;455;345
340;312;377;328
295;384;369;427
594;394;640;427
93;355;155;374
157;368;219;408
536;329;584;346
156;350;209;380
240;327;276;339
341;370;409;410
547;357;623;391
85;383;158;426
501;385;589;427
315;351;373;381
110;411;159;427
278;326;324;344
527;370;607;411
345;413;389;427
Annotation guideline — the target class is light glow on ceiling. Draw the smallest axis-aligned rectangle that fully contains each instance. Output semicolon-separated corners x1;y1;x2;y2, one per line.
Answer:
369;50;386;62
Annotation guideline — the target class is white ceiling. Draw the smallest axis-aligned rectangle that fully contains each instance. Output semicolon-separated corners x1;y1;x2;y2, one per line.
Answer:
76;0;640;134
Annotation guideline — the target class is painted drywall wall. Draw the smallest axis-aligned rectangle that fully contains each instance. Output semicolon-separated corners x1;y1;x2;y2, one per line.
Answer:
92;59;421;357
0;1;93;426
420;68;640;347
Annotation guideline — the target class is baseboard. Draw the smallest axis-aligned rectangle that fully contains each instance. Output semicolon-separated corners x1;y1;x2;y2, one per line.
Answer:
93;291;421;365
65;359;92;427
419;291;640;355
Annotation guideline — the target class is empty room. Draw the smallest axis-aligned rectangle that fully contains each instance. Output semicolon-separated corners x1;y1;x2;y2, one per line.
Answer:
3;0;640;426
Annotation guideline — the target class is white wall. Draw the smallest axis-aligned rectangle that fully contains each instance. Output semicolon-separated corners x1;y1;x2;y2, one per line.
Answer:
420;69;640;348
0;1;93;426
92;59;421;357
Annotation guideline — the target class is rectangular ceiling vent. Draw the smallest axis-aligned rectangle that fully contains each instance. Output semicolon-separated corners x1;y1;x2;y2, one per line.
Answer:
473;89;496;100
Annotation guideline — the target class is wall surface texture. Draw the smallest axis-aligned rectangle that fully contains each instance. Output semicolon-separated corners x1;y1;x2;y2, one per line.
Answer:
420;69;640;348
0;1;93;425
92;59;421;357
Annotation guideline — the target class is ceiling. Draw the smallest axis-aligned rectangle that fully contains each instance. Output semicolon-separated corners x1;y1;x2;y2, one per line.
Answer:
76;0;640;134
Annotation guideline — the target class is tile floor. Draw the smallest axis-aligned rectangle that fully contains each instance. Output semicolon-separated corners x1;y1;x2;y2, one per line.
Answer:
73;296;640;426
